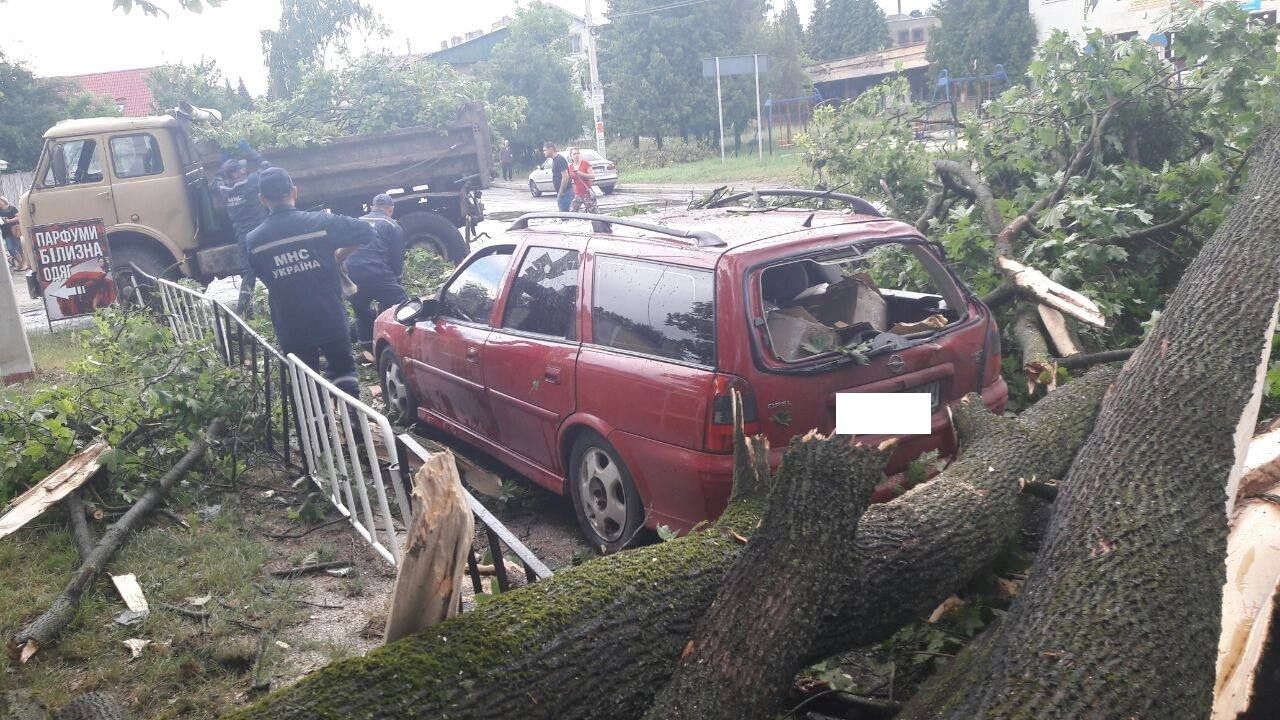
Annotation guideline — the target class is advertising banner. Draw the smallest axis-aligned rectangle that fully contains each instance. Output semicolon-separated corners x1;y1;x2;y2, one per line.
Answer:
31;218;117;321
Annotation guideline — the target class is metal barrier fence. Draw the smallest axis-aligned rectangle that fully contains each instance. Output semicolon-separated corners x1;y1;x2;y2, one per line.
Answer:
287;353;409;565
124;266;553;585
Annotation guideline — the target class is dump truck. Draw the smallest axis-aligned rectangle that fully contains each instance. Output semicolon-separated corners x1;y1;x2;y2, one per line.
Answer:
16;102;491;300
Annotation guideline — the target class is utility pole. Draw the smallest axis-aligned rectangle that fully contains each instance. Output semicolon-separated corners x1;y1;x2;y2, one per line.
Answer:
585;0;606;158
715;57;725;162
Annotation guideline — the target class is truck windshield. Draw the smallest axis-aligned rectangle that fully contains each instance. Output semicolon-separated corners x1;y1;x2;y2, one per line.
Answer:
40;139;103;187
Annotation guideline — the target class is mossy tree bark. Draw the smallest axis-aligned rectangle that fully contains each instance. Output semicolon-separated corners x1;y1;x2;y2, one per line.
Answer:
227;369;1113;720
901;123;1280;720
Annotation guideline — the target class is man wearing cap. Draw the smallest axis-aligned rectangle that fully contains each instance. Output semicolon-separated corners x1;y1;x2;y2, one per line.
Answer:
345;193;408;351
246;167;376;398
214;143;271;315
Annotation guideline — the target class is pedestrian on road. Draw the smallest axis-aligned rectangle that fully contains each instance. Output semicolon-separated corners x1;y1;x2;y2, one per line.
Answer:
1;196;26;272
346;193;408;351
246;167;376;398
567;147;598;214
545;141;572;212
214;141;271;315
499;140;514;181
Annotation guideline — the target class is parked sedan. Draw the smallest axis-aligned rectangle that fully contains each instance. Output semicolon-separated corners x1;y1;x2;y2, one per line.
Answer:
529;149;617;196
375;191;1007;552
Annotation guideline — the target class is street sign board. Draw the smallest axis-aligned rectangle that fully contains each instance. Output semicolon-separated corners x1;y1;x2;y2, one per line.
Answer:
702;54;769;78
31;218;117;321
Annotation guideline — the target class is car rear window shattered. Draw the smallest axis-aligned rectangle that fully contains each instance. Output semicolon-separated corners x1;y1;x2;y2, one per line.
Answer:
759;242;964;363
592;256;715;366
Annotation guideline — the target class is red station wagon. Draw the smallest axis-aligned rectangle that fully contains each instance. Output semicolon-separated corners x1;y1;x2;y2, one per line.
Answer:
375;191;1008;551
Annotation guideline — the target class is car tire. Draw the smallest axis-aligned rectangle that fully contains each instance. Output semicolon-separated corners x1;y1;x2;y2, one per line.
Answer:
398;211;468;265
109;242;178;306
568;431;644;554
378;347;418;425
529;180;542;198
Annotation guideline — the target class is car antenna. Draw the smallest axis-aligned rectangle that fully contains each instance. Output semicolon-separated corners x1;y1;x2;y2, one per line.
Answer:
802;212;816;228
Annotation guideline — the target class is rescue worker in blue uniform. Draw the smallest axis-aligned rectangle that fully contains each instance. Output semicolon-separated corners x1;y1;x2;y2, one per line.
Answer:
345;193;408;351
214;141;271;315
246;167;375;397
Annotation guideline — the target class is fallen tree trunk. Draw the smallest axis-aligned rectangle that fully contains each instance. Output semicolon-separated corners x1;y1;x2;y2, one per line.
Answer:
8;420;225;663
643;436;889;720
227;368;1115;720
901;121;1280;720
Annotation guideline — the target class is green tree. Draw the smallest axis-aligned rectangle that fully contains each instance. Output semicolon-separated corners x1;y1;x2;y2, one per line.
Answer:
927;0;1037;77
261;0;378;99
146;58;253;117
0;54;118;171
600;0;768;148
808;0;888;61
481;2;589;158
766;0;812;100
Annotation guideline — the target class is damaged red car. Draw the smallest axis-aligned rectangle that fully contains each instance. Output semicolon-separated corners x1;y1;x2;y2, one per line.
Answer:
375;191;1007;552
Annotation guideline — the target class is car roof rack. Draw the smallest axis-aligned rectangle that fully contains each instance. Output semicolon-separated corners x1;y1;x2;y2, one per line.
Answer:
508;211;728;248
705;189;883;217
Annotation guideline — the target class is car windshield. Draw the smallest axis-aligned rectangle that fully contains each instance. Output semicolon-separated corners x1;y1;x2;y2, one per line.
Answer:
757;241;966;363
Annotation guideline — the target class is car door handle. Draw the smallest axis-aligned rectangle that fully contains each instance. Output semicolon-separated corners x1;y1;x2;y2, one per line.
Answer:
466;346;479;363
97;190;112;198
544;365;561;384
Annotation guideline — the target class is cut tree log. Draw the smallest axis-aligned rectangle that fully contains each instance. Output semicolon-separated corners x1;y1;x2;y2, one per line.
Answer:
384;449;474;644
643;435;891;720
226;367;1116;720
0;443;107;542
900;121;1280;720
8;420;224;663
995;256;1106;328
1037;305;1083;356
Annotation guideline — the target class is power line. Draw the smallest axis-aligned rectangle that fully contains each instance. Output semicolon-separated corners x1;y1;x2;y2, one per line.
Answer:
608;0;718;20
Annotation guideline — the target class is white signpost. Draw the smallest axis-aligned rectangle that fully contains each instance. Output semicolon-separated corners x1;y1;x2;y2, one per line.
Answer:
702;54;769;163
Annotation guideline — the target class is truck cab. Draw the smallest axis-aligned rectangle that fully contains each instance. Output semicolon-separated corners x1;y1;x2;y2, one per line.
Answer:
19;116;213;286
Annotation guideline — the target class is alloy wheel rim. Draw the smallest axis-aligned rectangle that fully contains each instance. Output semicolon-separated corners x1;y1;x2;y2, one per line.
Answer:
578;447;627;543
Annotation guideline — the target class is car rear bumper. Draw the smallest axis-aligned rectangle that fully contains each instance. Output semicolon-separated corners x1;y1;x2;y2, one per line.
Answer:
608;376;1009;535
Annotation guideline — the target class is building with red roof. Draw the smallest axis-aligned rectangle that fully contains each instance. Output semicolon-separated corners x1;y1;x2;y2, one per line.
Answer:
57;67;158;117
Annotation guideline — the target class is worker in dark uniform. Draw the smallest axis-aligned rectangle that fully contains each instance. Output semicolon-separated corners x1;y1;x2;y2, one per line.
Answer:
345;193;408;351
214;142;271;315
246;167;375;397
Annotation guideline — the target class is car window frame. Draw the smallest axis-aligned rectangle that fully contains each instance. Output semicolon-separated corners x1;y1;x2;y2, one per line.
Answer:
436;244;516;328
38;137;105;188
586;253;717;370
109;132;165;180
498;244;583;344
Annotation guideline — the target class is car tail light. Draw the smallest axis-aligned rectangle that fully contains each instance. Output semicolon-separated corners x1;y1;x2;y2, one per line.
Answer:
705;374;760;454
606;163;616;171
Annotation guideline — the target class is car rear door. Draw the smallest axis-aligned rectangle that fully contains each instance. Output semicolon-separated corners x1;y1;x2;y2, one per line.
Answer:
484;242;584;474
404;245;515;441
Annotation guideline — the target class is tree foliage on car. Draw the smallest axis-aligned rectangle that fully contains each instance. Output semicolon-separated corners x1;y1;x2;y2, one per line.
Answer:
800;5;1280;354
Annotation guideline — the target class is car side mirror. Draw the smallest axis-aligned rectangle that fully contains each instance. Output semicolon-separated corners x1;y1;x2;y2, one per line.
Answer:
395;297;438;325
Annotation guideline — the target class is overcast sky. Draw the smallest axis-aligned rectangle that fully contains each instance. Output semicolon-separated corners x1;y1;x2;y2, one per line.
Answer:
1;0;930;95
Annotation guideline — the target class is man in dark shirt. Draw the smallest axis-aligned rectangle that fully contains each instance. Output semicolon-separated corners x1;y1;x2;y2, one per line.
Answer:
245;168;375;397
545;142;572;212
345;193;408;350
214;144;271;315
1;196;25;272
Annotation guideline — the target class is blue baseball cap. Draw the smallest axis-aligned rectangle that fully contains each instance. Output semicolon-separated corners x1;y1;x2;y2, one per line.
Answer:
371;193;395;208
259;167;295;201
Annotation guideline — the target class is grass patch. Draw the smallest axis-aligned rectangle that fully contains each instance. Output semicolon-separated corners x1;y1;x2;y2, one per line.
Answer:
622;151;808;185
27;330;83;374
0;498;304;719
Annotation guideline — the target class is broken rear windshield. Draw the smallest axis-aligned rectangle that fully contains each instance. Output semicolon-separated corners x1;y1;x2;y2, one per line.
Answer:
759;241;965;363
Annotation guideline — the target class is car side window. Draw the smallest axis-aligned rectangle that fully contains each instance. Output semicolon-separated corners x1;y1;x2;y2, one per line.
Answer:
41;139;103;187
502;247;580;340
110;133;164;179
440;247;514;325
592;256;715;366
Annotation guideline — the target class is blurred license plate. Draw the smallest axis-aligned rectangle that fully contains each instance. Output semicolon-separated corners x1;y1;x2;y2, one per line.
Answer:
912;381;941;411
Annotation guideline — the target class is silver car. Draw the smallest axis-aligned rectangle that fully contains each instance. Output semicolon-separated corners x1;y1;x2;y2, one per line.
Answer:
529;149;618;197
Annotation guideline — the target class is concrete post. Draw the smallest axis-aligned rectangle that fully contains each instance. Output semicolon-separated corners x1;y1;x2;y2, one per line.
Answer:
0;268;35;385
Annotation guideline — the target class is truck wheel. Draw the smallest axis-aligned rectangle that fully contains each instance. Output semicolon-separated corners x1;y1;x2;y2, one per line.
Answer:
110;244;178;306
569;431;645;554
529;180;543;198
399;212;468;265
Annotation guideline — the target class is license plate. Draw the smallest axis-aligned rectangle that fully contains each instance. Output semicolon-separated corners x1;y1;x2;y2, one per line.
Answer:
911;381;941;411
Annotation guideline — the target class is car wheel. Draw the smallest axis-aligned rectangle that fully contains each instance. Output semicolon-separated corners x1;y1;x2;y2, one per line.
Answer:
378;347;418;425
398;211;468;265
569;431;644;554
110;243;178;306
529;180;542;198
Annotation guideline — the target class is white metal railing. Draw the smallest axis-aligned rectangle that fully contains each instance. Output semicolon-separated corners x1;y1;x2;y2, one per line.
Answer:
287;353;411;565
153;276;219;346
